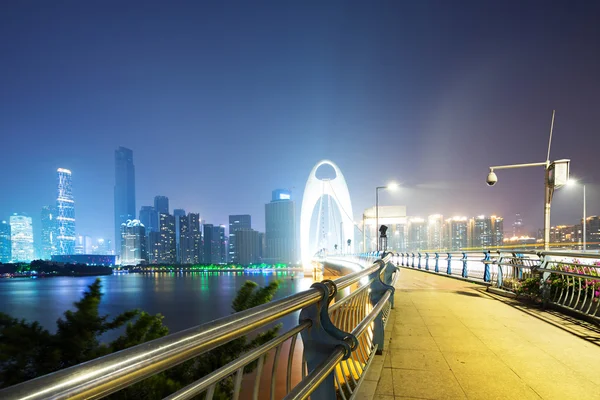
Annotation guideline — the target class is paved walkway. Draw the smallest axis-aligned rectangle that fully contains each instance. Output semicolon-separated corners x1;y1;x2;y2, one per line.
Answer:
358;268;600;400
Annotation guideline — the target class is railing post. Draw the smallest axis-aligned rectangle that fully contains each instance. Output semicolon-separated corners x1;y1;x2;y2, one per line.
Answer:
447;253;452;275
496;256;504;288
538;253;551;309
369;258;396;354
299;280;356;400
462;252;468;278
411;253;415;268
418;253;422;269
425;253;430;271
483;251;491;282
435;253;440;273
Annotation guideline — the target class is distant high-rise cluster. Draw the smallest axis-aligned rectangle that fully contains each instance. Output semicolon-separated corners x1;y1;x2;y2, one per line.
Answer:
361;209;505;252
9;213;34;262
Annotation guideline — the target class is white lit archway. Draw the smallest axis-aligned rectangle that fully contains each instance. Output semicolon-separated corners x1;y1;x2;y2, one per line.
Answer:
300;160;354;266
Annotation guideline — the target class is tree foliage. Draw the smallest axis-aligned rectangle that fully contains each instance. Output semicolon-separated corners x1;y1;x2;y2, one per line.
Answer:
0;278;281;399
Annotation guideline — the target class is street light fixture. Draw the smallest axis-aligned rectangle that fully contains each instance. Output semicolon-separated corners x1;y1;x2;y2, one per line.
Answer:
567;179;586;251
486;111;570;250
376;182;398;251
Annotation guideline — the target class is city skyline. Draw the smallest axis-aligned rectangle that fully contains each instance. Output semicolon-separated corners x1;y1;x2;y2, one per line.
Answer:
1;2;599;242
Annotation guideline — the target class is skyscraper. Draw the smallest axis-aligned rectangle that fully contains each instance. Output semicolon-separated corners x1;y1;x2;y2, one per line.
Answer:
40;205;57;260
512;213;523;237
174;209;186;262
120;220;147;266
10;213;34;262
56;168;75;255
235;228;260;265
114;147;136;256
0;221;11;263
407;218;427;251
491;216;504;247
445;217;468;250
203;224;226;264
229;214;251;264
158;213;176;263
139;206;158;233
177;212;189;263
265;190;296;265
427;214;444;251
154;196;169;215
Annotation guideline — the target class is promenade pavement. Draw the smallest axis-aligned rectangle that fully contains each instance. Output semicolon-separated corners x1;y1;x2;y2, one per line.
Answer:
357;268;600;400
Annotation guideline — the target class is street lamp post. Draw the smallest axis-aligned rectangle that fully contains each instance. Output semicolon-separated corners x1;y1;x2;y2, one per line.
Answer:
376;183;398;251
486;111;570;251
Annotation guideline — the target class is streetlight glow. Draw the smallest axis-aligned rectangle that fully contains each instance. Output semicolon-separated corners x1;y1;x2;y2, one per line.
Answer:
387;182;399;191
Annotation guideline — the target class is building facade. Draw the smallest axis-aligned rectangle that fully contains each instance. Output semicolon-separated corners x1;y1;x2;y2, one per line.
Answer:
139;206;158;233
158;213;176;263
203;224;226;264
120;219;147;265
114;147;136;256
179;213;202;264
154;196;169;215
174;209;186;262
407;218;427;251
0;220;11;263
40;205;57;260
445;217;469;251
56;168;76;255
10;213;34;262
235;228;260;265
427;214;444;251
229;214;251;264
265;190;296;265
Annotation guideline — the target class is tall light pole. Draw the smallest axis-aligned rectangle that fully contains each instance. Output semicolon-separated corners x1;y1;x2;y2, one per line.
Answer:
486;111;570;251
376;182;398;251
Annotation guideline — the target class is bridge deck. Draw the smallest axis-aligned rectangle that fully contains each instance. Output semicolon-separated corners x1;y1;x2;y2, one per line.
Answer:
360;268;600;400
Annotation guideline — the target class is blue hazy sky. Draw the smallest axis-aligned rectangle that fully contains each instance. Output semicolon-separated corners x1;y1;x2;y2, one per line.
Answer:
1;1;599;242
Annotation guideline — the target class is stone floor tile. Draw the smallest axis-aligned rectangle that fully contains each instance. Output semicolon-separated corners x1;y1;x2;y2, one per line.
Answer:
427;325;474;338
443;353;508;377
433;336;491;354
374;367;394;396
354;379;378;400
391;368;466;399
453;371;541;400
389;334;439;351
393;324;431;337
389;348;449;371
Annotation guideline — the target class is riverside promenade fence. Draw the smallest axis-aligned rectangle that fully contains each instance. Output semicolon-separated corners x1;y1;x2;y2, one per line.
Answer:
394;250;600;322
0;254;398;400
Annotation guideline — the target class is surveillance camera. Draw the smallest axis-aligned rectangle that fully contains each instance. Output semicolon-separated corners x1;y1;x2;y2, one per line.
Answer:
486;171;498;186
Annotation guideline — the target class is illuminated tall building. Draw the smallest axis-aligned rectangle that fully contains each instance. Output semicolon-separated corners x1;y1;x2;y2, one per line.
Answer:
407;218;427;251
120;219;147;265
40;205;57;260
512;213;523;237
174;209;186;262
445;217;468;250
427;214;444;251
10;213;34;262
179;213;202;263
114;147;136;256
203;224;226;264
56;168;75;255
265;190;296;265
470;215;503;249
491;216;504;247
0;220;11;263
158;213;176;263
229;214;251;264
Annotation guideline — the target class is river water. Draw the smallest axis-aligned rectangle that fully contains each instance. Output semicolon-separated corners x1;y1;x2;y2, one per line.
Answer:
0;271;315;340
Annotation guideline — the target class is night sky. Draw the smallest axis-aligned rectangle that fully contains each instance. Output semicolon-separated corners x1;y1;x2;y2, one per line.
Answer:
1;1;599;244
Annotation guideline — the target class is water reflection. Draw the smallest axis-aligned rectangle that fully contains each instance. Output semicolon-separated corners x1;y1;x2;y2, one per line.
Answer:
0;272;314;341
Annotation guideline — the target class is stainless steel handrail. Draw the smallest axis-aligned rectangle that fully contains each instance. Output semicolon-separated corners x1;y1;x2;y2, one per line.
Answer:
0;254;393;400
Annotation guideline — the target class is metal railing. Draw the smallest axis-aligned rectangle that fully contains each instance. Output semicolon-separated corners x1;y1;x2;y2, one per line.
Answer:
0;254;398;400
393;250;600;322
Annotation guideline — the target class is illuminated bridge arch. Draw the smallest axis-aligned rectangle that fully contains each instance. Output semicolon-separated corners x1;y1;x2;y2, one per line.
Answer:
300;160;354;266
